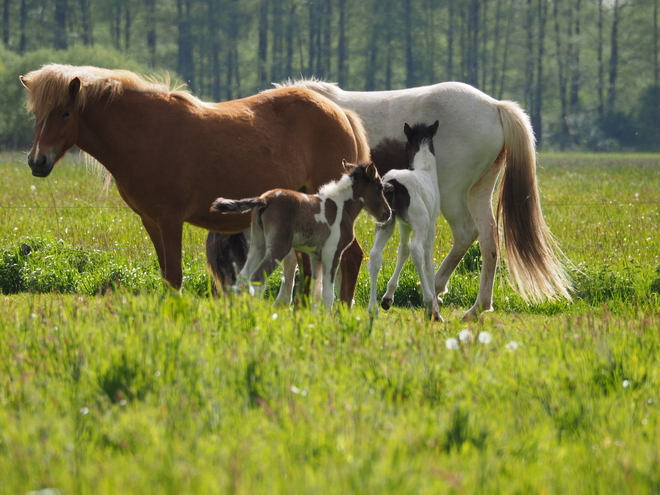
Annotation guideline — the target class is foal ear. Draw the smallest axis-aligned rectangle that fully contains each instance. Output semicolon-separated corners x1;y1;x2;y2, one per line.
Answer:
19;75;30;89
403;123;412;141
69;77;81;98
365;162;378;180
429;120;440;136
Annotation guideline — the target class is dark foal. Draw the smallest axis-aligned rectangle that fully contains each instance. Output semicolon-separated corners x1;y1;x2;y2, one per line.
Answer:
211;161;392;309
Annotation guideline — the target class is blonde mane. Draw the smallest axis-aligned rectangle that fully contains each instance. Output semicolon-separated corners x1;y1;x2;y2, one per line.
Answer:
22;64;203;118
270;77;341;100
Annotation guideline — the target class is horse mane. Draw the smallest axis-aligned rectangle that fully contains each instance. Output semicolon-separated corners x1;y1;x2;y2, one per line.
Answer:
270;77;341;100
22;64;203;118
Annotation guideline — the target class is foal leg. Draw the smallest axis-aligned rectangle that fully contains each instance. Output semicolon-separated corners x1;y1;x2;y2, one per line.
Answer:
338;239;363;306
423;221;442;321
368;219;395;314
274;250;297;307
382;222;412;310
409;215;440;320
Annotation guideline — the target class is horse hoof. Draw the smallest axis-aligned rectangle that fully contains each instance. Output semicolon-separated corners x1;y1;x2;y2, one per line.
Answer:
381;298;392;310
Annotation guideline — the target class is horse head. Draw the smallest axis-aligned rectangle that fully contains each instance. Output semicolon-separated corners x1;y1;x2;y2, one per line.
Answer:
344;160;392;224
20;75;81;178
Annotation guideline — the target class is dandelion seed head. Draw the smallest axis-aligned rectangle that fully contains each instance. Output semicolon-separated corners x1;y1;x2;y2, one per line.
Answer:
79;407;89;415
623;380;630;388
506;341;519;351
478;331;492;344
458;329;472;342
445;337;460;350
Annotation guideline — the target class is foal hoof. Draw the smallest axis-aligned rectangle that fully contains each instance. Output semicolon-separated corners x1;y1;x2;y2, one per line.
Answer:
381;297;393;311
430;311;444;323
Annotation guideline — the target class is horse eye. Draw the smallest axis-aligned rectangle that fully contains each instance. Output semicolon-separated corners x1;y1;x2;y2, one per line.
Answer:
62;110;71;119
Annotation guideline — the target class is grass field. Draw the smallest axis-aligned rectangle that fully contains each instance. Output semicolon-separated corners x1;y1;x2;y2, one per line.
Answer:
1;153;659;494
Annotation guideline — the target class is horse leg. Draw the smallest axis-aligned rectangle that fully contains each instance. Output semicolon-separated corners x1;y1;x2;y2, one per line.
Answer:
338;239;363;306
155;219;184;289
464;165;501;321
274;250;297;306
382;223;412;310
140;217;166;276
367;219;395;313
434;196;479;302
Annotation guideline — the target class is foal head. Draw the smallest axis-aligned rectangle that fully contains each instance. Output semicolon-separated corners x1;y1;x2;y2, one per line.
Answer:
343;160;392;223
404;120;440;167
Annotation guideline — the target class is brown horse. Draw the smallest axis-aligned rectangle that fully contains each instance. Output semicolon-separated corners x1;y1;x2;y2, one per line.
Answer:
20;64;370;300
211;161;392;308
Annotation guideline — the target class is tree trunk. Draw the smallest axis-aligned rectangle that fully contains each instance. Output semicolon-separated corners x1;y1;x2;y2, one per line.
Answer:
404;0;415;87
54;0;68;50
3;0;10;47
337;0;347;86
145;0;156;66
177;0;195;92
208;0;221;101
447;0;454;80
553;0;569;149
258;0;269;88
19;0;26;54
569;0;581;109
607;0;620;115
597;0;604;119
524;0;534;111
532;0;548;146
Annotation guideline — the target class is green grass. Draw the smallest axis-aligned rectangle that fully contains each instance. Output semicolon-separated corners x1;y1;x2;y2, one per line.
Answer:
1;153;660;493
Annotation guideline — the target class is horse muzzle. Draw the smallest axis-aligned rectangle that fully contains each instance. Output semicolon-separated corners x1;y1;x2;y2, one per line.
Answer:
378;207;392;224
28;154;55;177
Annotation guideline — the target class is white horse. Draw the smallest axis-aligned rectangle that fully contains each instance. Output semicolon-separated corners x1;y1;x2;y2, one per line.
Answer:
274;79;571;320
368;121;442;321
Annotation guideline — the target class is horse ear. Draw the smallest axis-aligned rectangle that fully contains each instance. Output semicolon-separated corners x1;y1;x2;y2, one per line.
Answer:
404;123;412;140
342;159;349;172
429;120;439;136
69;77;81;98
19;75;29;89
366;162;378;180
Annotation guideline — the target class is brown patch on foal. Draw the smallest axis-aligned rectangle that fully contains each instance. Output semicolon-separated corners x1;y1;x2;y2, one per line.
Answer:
324;198;338;225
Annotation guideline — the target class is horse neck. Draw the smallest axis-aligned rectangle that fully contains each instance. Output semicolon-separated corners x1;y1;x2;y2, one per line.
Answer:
75;92;165;177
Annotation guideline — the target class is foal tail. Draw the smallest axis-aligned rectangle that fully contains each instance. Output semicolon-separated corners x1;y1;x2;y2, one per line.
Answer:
343;108;371;163
496;100;572;303
210;197;266;214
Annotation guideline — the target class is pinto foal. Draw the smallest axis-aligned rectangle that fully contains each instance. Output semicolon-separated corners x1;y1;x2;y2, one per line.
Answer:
211;162;392;308
368;120;442;321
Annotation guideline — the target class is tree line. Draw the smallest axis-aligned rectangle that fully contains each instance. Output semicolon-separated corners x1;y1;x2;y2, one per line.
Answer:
1;0;659;150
